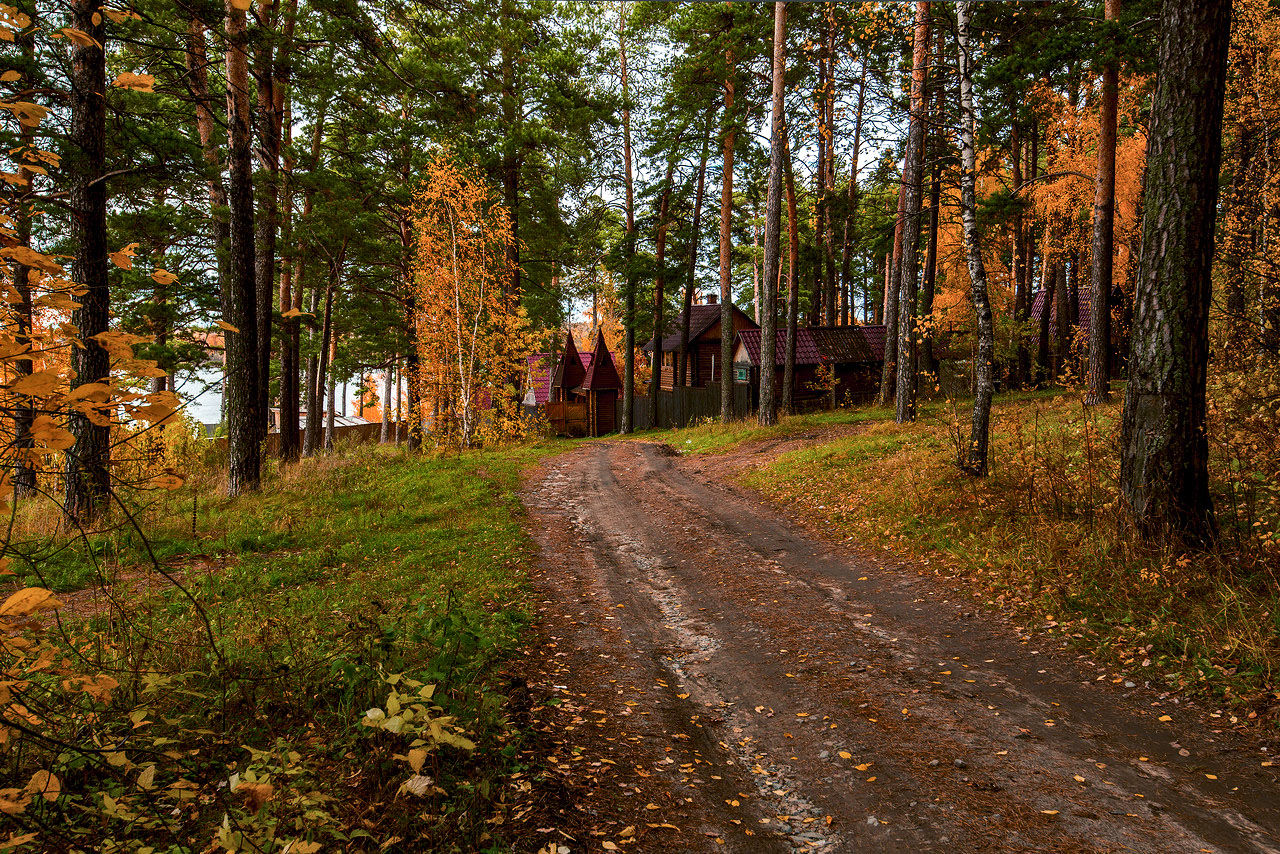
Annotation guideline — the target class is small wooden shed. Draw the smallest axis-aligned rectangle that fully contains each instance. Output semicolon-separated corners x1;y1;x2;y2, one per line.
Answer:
576;330;623;436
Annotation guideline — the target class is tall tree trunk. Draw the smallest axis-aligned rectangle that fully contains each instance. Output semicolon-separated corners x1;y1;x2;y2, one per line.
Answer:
921;158;943;379
719;37;737;422
840;62;869;329
186;17;231;305
405;295;423;451
314;271;337;454
301;285;322;457
1086;0;1122;404
1054;257;1070;375
1010;123;1029;388
253;0;279;444
64;0;110;523
758;1;786;427
920;30;945;378
324;332;336;451
679;118;712;388
821;6;837;326
879;179;907;406
649;160;677;405
895;2;931;424
223;0;260;495
620;2;637;432
381;357;394;442
957;2;996;477
11;9;36;499
781;126;800;415
1119;0;1231;542
1036;261;1057;385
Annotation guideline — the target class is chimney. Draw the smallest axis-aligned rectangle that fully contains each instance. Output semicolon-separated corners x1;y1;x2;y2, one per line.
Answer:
704;293;718;305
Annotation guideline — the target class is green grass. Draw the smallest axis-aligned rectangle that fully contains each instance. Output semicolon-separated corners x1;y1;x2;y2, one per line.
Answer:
5;440;570;853
736;392;1280;718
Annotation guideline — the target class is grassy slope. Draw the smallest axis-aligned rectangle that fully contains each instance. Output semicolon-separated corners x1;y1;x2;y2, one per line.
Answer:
647;393;1280;723
9;441;567;852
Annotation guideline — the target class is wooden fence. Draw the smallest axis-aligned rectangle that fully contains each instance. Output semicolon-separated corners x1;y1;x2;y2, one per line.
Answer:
622;384;754;431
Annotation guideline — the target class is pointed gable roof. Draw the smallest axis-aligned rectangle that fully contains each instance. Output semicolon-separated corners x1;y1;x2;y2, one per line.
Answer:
551;332;586;392
580;330;622;391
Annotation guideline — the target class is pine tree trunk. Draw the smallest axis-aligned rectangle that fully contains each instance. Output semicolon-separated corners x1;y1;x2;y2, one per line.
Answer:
1119;0;1232;542
381;357;393;443
758;1;786;427
649;160;676;405
620;3;637;432
679;120;711;388
1086;0;1122;404
781;127;800;415
839;62;870;327
12;11;36;500
186;17;231;308
1037;262;1056;385
719;40;737;423
64;0;111;523
957;1;996;477
223;0;261;495
879;180;906;406
894;1;930;424
1054;259;1070;376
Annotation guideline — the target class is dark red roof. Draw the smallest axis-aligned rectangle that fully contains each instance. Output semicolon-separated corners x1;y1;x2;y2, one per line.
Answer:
810;326;877;363
1030;286;1093;339
858;325;888;361
580;331;622;391
551;332;586;391
527;353;554;404
736;328;823;367
643;303;759;353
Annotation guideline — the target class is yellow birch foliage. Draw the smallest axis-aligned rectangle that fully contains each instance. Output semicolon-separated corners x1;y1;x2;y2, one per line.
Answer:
409;151;537;449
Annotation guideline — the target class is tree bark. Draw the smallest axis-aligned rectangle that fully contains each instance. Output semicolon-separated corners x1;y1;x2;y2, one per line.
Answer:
879;179;906;406
841;63;869;328
381;356;394;442
12;10;36;500
679;116;712;388
758;1;786;427
620;2;637;432
781;125;800;415
64;0;110;524
895;2;931;424
1054;257;1070;375
957;2;996;477
186;17;231;306
1086;0;1122;404
1119;0;1231;542
223;0;260;494
719;37;737;422
649;159;677;405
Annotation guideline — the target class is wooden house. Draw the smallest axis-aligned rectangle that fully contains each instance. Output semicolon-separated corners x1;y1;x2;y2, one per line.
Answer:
733;326;885;410
642;295;759;390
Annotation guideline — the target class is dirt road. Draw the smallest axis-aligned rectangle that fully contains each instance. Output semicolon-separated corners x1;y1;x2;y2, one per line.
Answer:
516;440;1280;853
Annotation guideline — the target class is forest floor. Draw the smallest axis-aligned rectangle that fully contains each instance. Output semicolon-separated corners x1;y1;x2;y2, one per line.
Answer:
512;435;1280;854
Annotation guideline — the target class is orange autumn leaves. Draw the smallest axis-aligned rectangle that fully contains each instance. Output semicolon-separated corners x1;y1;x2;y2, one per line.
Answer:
409;151;537;448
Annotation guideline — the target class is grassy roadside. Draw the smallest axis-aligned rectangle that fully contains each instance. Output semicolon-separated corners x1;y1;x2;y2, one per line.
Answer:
3;440;568;852
651;392;1280;725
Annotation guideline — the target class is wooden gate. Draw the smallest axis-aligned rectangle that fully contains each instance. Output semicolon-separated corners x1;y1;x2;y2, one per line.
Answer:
544;399;590;437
